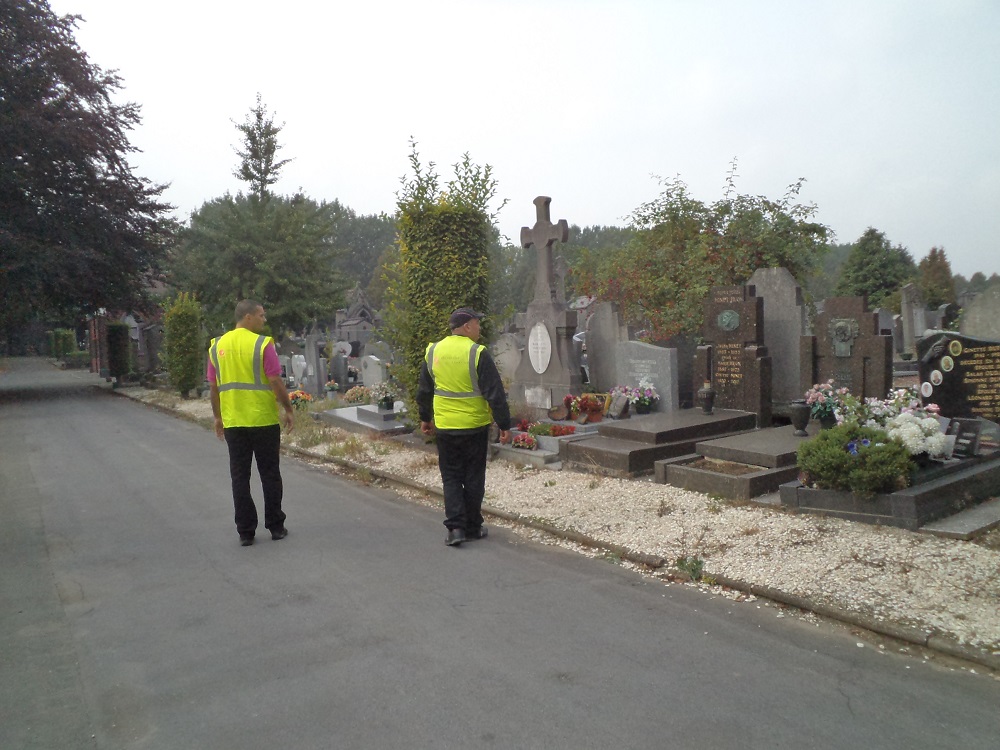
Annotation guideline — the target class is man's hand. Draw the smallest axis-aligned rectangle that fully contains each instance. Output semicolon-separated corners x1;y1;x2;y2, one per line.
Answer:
282;406;294;433
420;420;435;435
214;417;225;441
499;429;511;444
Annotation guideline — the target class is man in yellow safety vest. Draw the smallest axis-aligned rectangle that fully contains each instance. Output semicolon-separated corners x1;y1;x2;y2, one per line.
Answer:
208;300;294;546
417;307;511;546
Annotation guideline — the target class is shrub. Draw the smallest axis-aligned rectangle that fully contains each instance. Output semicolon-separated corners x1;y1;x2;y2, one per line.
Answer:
797;423;911;499
528;423;553;436
344;385;371;404
164;293;203;398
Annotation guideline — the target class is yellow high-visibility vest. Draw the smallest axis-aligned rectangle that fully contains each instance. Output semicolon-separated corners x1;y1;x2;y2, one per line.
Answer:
426;335;491;430
209;329;279;427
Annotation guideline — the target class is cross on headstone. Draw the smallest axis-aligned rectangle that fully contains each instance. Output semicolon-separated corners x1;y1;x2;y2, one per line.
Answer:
520;196;569;305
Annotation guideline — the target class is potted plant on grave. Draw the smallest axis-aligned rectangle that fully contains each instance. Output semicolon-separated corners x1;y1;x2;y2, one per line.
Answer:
324;379;339;394
804;380;848;429
796;423;912;499
289;389;314;410
884;408;948;467
369;381;398;411
627;378;660;415
344;385;371;404
511;433;538;450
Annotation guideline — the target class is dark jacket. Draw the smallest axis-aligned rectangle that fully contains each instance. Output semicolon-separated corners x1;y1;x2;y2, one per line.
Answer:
417;341;511;433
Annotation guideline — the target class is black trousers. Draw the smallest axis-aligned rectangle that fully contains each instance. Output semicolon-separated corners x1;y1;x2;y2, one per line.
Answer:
224;424;286;536
436;427;489;531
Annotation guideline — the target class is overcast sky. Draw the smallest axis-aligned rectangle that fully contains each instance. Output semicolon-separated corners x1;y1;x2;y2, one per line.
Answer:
49;0;1000;278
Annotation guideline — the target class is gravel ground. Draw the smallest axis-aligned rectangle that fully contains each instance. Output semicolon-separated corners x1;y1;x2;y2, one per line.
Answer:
128;389;1000;657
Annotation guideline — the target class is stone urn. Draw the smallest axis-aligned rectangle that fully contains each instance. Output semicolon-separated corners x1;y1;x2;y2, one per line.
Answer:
789;400;811;437
697;380;716;415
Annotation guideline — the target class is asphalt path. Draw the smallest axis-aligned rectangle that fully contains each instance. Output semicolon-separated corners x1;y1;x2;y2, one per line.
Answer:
2;357;999;750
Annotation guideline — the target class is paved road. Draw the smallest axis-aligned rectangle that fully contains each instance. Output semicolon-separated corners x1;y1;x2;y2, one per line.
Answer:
2;357;998;750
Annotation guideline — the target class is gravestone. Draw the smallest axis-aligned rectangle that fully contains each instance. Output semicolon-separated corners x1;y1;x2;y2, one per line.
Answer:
693;285;772;425
361;355;387;387
290;354;307;387
892;315;904;354
586;302;630;393
303;333;325;398
510;197;582;413
900;283;927;354
938;303;960;331
491;333;522;386
364;339;393;365
960;284;1000;340
614;340;679;412
917;332;1000;421
328;354;348;392
748;267;807;406
801;296;892;401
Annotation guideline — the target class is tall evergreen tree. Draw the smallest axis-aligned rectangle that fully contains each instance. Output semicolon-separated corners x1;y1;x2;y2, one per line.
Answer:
168;98;344;335
917;247;955;308
834;228;915;307
1;0;172;347
232;94;291;203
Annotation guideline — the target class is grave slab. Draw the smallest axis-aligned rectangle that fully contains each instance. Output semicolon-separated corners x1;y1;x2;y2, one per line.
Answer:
694;423;819;468
595;408;757;445
919;497;1000;540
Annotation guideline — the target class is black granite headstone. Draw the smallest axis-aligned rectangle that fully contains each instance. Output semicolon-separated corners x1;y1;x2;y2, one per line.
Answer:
917;332;1000;422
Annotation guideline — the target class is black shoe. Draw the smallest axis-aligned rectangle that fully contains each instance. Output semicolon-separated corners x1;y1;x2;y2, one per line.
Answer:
270;527;288;541
446;528;466;546
467;527;488;540
240;534;255;547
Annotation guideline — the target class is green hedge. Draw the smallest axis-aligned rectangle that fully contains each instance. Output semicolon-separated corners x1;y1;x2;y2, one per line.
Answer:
164;292;203;398
797;423;912;499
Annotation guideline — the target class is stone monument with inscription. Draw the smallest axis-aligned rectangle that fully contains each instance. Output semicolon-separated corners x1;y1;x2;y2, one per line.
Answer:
509;197;582;414
747;267;808;407
917;332;1000;422
693;285;772;426
801;296;892;401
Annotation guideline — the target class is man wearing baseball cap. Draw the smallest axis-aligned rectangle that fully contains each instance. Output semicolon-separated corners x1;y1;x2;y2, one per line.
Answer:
416;307;511;546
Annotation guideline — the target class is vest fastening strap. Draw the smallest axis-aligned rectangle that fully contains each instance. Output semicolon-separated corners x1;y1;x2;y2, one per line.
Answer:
214;334;272;392
430;342;483;398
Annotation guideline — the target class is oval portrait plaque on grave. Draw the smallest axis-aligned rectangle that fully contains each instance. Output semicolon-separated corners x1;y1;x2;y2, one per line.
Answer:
528;322;552;375
717;309;741;332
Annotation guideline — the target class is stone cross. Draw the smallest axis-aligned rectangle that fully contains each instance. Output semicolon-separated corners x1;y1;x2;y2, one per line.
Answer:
520;196;568;305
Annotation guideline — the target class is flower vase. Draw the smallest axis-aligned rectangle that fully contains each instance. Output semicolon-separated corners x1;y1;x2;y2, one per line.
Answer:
378;396;394;411
697;380;716;415
635;401;651;415
789;400;811;437
818;413;838;430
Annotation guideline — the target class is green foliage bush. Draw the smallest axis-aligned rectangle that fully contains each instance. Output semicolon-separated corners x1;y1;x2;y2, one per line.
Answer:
385;143;502;407
164;292;203;398
797;424;911;499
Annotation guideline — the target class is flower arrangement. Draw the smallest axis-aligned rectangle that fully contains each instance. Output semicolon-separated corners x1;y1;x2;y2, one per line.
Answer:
515;418;536;432
289;389;313;409
563;393;605;417
805;380;849;422
344;385;371;404
527;423;577;437
512;433;538;450
630;378;660;408
885;411;947;457
369;381;398;403
324;379;339;392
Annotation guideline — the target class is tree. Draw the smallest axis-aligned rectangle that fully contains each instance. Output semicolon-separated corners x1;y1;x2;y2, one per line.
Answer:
383;142;503;402
835;228;915;307
169;192;345;335
1;0;172;346
233;93;291;203
576;167;830;340
917;247;955;309
328;204;397;289
168;98;346;335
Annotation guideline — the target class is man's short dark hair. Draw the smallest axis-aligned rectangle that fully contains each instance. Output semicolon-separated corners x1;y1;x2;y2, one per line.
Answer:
235;299;262;322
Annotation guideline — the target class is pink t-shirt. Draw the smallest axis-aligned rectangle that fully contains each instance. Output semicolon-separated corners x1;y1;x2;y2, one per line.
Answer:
207;341;281;382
